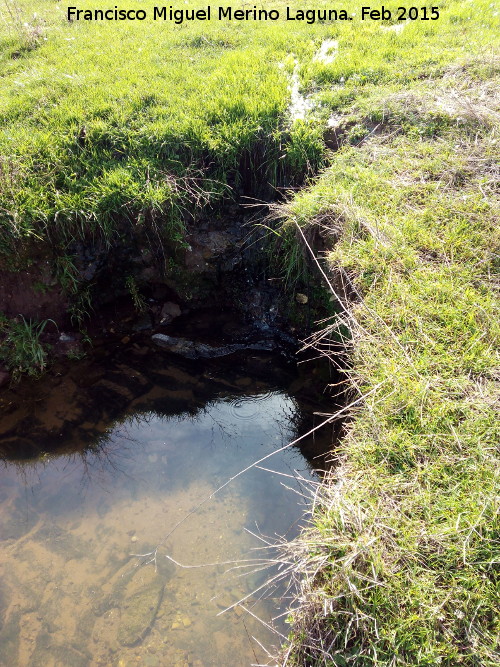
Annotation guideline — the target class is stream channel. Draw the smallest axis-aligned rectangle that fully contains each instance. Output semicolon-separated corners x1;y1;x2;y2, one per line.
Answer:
0;311;336;667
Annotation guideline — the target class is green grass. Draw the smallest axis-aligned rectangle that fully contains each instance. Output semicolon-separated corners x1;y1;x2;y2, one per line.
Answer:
1;0;497;257
0;313;53;377
0;0;330;254
277;57;499;667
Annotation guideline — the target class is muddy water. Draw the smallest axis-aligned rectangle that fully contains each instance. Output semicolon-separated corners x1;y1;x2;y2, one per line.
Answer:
0;329;334;667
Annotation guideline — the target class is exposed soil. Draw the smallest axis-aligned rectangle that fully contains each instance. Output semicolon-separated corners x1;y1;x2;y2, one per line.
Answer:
0;267;67;326
0;202;331;390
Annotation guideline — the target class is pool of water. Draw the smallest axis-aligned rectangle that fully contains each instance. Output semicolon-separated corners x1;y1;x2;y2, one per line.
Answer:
0;328;335;666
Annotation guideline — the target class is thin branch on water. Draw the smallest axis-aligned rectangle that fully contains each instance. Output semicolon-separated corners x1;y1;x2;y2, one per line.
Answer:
157;553;293;570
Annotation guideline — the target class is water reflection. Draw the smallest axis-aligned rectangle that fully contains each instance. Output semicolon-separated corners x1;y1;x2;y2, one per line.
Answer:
0;339;335;666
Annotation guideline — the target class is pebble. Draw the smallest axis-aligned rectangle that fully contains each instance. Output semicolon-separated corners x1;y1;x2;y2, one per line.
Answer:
182;616;192;628
131;535;138;543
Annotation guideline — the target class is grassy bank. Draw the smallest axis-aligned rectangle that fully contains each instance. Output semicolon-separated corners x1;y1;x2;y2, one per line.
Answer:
0;0;335;255
1;0;496;253
277;51;500;667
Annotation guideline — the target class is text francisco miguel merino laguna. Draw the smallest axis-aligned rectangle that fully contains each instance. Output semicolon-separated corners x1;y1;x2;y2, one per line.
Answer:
67;5;357;24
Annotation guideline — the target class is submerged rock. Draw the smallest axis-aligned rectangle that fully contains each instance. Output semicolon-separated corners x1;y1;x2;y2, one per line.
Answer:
295;293;308;304
151;334;273;359
160;301;182;324
117;566;166;647
88;554;173;649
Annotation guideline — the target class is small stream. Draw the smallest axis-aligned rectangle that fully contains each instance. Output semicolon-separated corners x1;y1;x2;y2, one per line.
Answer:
0;314;336;667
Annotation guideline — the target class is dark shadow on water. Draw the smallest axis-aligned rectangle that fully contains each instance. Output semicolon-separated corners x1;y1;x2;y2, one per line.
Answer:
0;316;343;468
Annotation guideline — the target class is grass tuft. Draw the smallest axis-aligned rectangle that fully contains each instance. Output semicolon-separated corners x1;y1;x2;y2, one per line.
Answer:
0;314;53;378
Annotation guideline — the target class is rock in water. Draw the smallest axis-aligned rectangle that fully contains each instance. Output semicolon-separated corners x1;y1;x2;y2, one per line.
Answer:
160;301;182;323
151;334;274;359
117;566;166;647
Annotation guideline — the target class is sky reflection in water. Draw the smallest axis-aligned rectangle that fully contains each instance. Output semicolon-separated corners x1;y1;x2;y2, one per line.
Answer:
0;356;326;667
